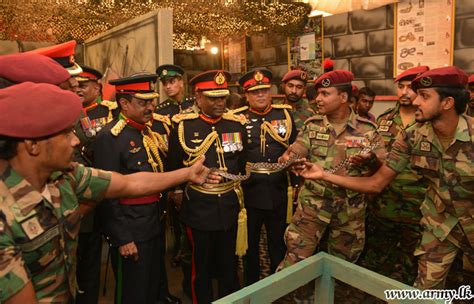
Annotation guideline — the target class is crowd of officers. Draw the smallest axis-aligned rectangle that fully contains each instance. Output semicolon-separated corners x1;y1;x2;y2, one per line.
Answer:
0;40;473;304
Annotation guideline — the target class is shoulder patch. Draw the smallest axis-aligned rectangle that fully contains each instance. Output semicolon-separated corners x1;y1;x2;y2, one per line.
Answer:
222;112;247;125
153;113;171;125
172;112;199;123
272;104;292;110
303;114;323;125
101;100;118;110
228;106;248;114
111;119;126;136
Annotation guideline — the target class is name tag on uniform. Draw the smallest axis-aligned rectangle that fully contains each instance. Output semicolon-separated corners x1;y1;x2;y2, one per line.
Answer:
316;133;330;141
21;216;45;240
378;125;390;132
222;132;243;152
420;141;431;152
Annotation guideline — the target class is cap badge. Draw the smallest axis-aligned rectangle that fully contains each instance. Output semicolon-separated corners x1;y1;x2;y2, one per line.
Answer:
215;72;226;85
162;69;168;76
254;71;264;82
321;78;331;87
300;72;308;81
420;77;432;87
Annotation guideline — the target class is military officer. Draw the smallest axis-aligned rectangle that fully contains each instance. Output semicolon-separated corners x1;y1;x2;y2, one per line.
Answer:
0;82;210;304
93;73;174;304
168;70;247;304
155;64;195;116
236;69;297;285
277;70;386;270
73;65;118;304
299;66;473;290
357;66;430;285
281;69;314;131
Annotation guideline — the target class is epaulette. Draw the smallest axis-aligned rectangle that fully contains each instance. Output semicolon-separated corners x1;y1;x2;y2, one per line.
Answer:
101;100;118;110
184;96;196;103
356;115;378;128
271;104;292;110
156;101;171;110
222;112;247;125
153;113;171;125
111;119;126;136
172;112;199;123
377;106;396;120
228;106;248;114
303;114;323;125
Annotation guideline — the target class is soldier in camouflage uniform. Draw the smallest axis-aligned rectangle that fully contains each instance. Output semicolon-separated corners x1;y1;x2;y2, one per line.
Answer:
277;70;386;271
281;70;314;131
300;66;473;290
358;66;430;285
0;83;211;303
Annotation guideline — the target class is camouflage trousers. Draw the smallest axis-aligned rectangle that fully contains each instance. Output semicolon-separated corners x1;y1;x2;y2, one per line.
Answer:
357;214;422;285
414;224;474;289
278;191;366;270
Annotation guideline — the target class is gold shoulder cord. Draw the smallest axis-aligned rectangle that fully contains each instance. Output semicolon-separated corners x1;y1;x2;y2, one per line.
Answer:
142;126;165;173
178;121;224;167
259;108;292;155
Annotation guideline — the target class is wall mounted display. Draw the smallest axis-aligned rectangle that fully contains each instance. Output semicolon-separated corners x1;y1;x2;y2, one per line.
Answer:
289;15;324;79
394;0;455;76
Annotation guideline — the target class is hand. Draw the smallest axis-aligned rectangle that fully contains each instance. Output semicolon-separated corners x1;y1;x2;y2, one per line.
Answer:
119;241;139;261
299;161;324;180
289;158;307;176
349;151;376;167
204;169;223;185
188;156;210;185
278;149;291;164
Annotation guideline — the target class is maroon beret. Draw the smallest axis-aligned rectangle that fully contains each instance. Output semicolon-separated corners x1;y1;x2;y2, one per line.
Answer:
0;82;82;138
411;66;468;92
314;70;354;88
394;66;429;83
469;74;474;85
282;70;308;83
0;53;70;85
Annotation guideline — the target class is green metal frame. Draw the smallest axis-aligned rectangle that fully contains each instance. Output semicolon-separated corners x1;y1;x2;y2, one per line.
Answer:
214;252;445;304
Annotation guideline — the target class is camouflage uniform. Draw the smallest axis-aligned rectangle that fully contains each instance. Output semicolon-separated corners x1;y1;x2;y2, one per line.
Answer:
357;104;427;284
278;111;386;269
386;114;474;289
288;98;314;131
0;164;111;302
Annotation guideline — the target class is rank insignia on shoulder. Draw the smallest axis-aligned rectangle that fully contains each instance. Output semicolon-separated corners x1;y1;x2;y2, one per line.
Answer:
420;141;431;152
153;113;171;125
172;112;199;123
222;112;247;125
101;100;118;110
111;119;127;136
228;106;248;114
272;104;292;110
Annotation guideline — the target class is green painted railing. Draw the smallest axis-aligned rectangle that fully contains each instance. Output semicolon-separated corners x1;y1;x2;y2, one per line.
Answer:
214;252;446;304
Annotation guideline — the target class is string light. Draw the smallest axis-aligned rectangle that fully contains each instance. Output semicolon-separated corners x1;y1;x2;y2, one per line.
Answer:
0;0;311;50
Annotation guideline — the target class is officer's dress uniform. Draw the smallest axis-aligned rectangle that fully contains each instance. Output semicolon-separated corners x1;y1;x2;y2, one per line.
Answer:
168;109;247;304
94;112;170;303
74;98;117;303
239;104;297;283
156;96;195;117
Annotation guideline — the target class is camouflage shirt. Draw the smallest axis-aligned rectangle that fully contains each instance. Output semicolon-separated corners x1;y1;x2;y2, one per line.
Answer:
286;98;314;131
386;114;474;248
0;164;111;302
295;111;386;221
373;104;427;223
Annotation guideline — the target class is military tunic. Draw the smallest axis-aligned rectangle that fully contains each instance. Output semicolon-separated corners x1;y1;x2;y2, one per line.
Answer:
286;98;314;131
0;164;111;303
357;104;428;284
93;113;170;304
386;114;474;289
279;111;386;269
239;104;297;284
168;111;247;303
155;96;195;118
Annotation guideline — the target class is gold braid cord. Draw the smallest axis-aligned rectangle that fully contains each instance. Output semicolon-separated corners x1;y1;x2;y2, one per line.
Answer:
178;121;220;166
142;126;165;173
260;109;292;156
